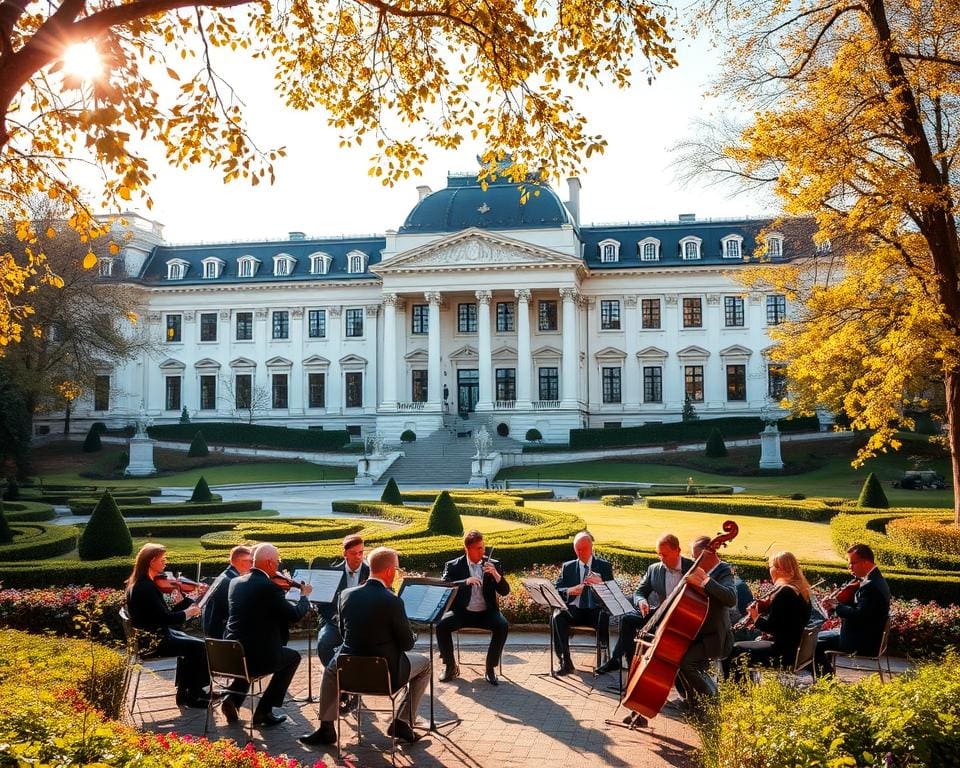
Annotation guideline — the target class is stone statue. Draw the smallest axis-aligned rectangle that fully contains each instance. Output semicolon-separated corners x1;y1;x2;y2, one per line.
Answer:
134;400;150;437
474;425;492;458
365;431;385;457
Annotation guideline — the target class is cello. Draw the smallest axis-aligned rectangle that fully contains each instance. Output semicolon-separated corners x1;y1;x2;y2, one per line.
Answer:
621;520;739;718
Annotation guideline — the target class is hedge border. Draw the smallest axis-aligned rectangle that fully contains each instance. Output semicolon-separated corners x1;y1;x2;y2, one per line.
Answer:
0;524;79;561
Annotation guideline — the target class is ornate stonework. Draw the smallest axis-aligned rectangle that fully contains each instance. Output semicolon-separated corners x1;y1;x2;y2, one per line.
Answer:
328;306;342;318
184;311;195;322
706;294;722;305
514;288;532;302
291;308;304;319
425;291;443;305
475;290;492;305
219;310;230;321
664;295;679;305
624;296;638;308
365;305;380;318
255;308;268;320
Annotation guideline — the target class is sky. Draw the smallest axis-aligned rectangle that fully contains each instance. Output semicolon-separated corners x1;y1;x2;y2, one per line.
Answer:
136;35;768;245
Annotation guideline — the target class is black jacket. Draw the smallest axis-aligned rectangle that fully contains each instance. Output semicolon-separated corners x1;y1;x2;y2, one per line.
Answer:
201;564;239;639
696;560;738;660
838;567;891;655
441;555;510;614
126;575;191;640
318;561;371;626
556;556;615;607
224;569;311;675
753;584;811;664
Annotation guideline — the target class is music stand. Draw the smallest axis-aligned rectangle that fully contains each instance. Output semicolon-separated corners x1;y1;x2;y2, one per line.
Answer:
590;580;636;697
398;577;459;732
289;568;344;702
520;577;570;678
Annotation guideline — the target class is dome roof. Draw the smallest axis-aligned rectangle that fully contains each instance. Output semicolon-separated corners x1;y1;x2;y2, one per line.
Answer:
400;174;571;234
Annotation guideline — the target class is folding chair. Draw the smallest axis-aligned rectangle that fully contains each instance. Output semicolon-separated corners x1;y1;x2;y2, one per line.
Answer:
826;618;893;681
336;655;413;765
454;627;503;675
550;609;611;675
118;607;180;719
203;638;268;744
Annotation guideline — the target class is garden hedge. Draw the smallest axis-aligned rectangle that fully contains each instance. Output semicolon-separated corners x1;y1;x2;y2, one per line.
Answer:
646;494;841;522
1;501;56;522
0;523;79;561
147;421;351;451
831;510;960;571
601;495;634;506
69;498;263;517
886;516;960;556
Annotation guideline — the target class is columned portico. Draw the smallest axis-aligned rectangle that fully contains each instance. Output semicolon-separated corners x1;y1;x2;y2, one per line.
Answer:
515;289;532;408
560;287;579;406
426;291;443;408
476;290;493;410
381;294;399;408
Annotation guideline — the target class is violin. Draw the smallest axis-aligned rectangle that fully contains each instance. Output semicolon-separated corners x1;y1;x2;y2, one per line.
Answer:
154;571;205;595
826;577;860;609
732;584;781;632
271;570;304;591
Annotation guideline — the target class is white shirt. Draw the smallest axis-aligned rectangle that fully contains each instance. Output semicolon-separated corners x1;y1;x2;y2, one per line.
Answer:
345;564;361;589
466;559;487;612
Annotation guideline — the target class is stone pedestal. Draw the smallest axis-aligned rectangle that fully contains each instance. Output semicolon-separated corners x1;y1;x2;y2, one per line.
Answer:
758;425;784;470
125;436;157;476
354;452;402;485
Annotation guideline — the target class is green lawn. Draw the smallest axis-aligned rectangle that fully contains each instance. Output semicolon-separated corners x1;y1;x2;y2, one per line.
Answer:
460;514;527;534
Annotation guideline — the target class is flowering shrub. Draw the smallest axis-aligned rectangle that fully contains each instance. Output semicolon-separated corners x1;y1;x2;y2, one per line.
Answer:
888;599;960;659
0;585;125;641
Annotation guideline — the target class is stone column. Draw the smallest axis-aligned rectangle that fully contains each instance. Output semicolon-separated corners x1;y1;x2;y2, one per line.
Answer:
327;307;342;413
182;310;196;413
560;288;579;406
623;296;640;407
381;294;399;409
705;294;724;407
365;305;379;413
515;289;532;408
426;292;442;408
289;308;304;415
476;290;493;410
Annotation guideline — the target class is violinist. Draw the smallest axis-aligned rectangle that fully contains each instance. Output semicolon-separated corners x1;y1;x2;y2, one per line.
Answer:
124;543;212;708
222;543;313;726
815;543;891;676
724;551;812;681
317;534;369;668
201;545;253;639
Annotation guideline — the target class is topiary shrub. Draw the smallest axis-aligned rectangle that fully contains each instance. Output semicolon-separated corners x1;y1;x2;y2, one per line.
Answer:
179;406;191;424
427;490;463;536
496;422;509;437
705;427;728;458
381;477;403;505
190;476;213;503
856;471;889;509
400;429;416;443
525;428;543;442
82;425;102;453
682;394;699;421
2;478;19;501
77;491;132;560
188;430;209;457
90;422;107;435
0;501;12;543
790;492;806;500
601;495;634;507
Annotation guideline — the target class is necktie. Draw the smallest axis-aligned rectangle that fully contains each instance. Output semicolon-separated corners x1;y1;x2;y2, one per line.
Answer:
580;563;592;609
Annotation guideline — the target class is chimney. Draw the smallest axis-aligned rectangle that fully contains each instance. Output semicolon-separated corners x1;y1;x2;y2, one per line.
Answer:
288;231;306;241
678;213;696;223
566;177;581;226
416;185;432;202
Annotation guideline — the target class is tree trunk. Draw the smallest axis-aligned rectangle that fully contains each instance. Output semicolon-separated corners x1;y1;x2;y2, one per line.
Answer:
63;402;71;435
946;368;960;526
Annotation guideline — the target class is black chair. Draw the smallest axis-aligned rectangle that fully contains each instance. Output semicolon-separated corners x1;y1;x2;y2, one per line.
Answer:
203;638;268;744
550;610;610;675
825;618;893;682
336;655;413;765
454;627;503;675
118;607;180;718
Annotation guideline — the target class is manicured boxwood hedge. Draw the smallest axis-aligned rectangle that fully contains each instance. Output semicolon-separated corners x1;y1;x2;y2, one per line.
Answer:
20;487;161;504
0;524;79;561
71;499;262;517
646;495;841;522
199;520;363;549
831;510;960;570
1;501;56;522
148;422;351;451
601;495;634;506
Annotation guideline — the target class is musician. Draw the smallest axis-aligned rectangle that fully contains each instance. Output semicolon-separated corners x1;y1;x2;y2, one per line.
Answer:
436;529;511;685
201;545;253;639
597;533;692;674
815;543;891;676
221;543;313;726
299;547;428;747
677;535;737;707
725;551;812;680
124;543;210;708
553;531;615;675
316;534;370;667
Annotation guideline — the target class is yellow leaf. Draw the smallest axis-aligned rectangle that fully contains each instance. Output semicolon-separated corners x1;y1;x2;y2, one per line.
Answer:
82;252;97;269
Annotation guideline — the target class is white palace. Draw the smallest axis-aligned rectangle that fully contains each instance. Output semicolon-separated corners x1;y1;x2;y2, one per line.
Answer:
85;170;803;443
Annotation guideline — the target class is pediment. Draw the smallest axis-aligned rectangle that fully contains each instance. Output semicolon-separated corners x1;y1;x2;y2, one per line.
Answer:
405;348;429;363
229;356;257;369
594;346;627;361
373;228;584;273
158;357;185;371
302;355;331;367
194;357;221;370
265;356;293;368
492;345;517;362
448;345;478;361
339;354;368;367
677;345;711;359
532;344;562;360
637;346;669;360
719;344;753;358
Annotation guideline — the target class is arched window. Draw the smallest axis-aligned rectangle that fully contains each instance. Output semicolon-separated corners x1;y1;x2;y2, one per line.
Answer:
638;237;660;262
766;233;784;258
721;234;743;259
598;239;620;263
309;252;332;275
347;251;367;274
201;257;225;279
98;257;113;277
679;236;702;260
166;259;189;280
237;256;260;278
273;253;297;276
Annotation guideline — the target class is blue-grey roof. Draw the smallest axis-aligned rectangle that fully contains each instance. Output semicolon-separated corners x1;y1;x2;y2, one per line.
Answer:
138;236;386;285
400;174;571;233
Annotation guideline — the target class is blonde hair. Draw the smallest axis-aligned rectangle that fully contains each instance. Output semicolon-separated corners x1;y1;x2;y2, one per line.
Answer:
769;551;811;601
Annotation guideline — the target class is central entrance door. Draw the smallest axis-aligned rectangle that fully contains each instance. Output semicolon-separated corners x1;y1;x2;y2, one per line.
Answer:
457;369;479;413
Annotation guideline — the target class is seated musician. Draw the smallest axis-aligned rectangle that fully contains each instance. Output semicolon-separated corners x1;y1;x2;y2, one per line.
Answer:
202;545;253;639
553;531;614;675
317;534;370;667
125;543;210;708
597;533;692;674
725;551;811;680
436;529;510;685
815;543;891;676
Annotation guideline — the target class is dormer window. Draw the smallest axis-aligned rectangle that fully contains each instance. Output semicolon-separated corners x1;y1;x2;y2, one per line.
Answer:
98;257;113;277
201;257;225;279
273;253;296;276
309;252;332;275
237;256;260;278
166;258;189;280
721;234;743;260
679;236;702;260
766;233;784;258
638;237;660;262
347;250;368;274
598;239;620;263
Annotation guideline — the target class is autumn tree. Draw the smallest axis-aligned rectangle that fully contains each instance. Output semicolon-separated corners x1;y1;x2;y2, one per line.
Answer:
0;0;678;347
679;0;960;523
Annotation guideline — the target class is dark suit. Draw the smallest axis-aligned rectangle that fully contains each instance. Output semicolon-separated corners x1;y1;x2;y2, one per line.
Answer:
316;578;428;725
317;561;370;666
224;568;311;714
816;566;891;674
677;560;737;701
201;564;239;639
553;556;615;661
436;555;511;669
726;585;811;680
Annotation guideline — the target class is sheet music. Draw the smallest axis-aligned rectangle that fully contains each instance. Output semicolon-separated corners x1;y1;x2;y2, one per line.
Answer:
399;583;456;623
591;580;635;617
289;568;343;605
520;577;569;610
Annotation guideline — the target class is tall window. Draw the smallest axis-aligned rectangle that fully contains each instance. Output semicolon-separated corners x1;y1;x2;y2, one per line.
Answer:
496;368;516;401
199;312;218;342
602;367;622;403
200;375;217;410
308;373;326;408
682;298;703;328
767;235;784;258
643;367;662;403
457;303;477;333
165;376;182;410
411;304;429;335
236;312;253;341
640;240;659;262
345;308;364;337
538;367;559;401
682;239;701;260
412;370;428;402
166;314;182;343
684;365;704;402
767;294;787;325
94;375;110;411
238;257;257;277
310;254;330;274
641;298;661;329
99;258;113;277
272;373;288;408
726;364;747;401
600;242;619;262
768;364;788;400
538;300;558;331
348;253;365;273
723;237;742;259
272;311;289;340
235;374;252;409
600;300;621;330
496;302;514;332
345;372;363;407
724;296;745;327
308;309;326;338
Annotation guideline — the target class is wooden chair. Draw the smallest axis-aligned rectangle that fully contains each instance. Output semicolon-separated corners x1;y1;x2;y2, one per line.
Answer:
336;655;413;765
203;638;268;744
825;618;893;682
118;607;180;718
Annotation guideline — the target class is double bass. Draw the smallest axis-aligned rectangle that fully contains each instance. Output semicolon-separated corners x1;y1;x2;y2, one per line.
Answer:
621;520;739;719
